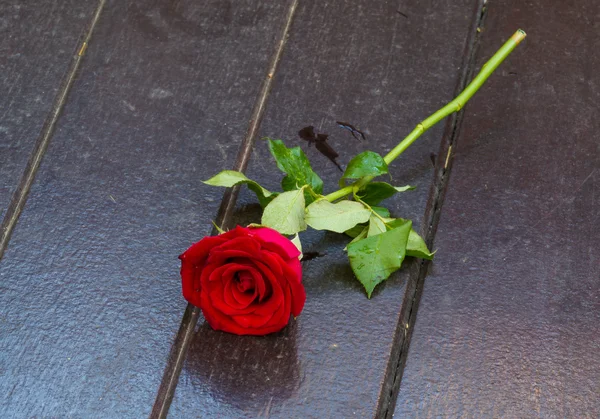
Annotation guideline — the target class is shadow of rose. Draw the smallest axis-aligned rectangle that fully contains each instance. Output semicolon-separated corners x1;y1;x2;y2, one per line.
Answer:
184;320;302;411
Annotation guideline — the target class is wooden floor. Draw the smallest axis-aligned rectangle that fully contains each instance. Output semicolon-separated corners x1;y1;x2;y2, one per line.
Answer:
0;0;598;417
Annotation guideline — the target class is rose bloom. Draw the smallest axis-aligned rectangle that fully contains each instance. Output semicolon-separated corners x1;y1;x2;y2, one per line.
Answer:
179;226;306;335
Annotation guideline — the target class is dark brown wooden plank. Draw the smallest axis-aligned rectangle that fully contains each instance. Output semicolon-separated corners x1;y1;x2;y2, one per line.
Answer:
396;0;600;417
0;0;98;219
170;1;477;417
0;1;290;416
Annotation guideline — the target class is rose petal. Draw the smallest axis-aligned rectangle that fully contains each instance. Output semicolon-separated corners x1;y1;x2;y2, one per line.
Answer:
280;261;306;316
257;286;291;334
181;225;305;336
286;258;302;284
179;234;229;265
229;283;257;308
209;288;256;316
207;249;257;266
200;296;249;335
215;260;268;301
212;236;261;254
247;267;266;299
259;251;285;278
181;264;204;308
252;262;284;317
231;311;275;329
289;280;306;317
224;272;257;309
254;260;286;303
250;227;301;260
274;283;293;327
208;264;239;283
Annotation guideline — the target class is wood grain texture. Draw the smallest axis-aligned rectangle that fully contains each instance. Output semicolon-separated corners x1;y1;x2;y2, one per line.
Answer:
396;0;600;417
0;0;97;219
169;1;476;417
150;2;300;416
0;0;289;416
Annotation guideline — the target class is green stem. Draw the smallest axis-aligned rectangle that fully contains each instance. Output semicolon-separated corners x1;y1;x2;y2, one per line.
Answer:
324;29;526;202
353;193;388;225
324;185;354;202
384;29;526;165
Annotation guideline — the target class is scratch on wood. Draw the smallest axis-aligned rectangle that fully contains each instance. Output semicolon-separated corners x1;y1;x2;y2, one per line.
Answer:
78;41;88;56
179;197;199;205
444;145;452;169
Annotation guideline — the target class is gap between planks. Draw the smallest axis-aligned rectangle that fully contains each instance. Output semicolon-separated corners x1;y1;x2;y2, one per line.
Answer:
377;1;489;417
149;1;300;417
0;0;107;260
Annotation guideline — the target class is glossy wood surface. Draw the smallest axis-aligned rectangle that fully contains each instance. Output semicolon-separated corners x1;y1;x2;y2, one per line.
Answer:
396;0;600;417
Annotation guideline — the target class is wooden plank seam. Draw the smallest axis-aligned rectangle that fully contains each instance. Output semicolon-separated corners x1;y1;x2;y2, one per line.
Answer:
377;1;489;417
0;0;107;260
149;1;300;417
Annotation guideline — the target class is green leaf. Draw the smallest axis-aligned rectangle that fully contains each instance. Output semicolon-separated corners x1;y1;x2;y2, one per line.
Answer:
371;206;390;218
344;224;366;238
261;189;307;235
266;139;323;194
358;182;416;206
344;225;368;251
337;207;388;238
386;219;435;260
367;215;387;237
347;219;412;298
342;151;388;181
291;234;303;260
406;229;434;260
203;170;277;207
305;199;371;233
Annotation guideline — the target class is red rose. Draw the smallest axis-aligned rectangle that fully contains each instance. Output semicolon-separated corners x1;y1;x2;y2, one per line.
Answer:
179;226;306;335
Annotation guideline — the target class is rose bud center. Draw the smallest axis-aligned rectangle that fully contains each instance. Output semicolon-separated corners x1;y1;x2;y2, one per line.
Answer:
236;271;255;293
